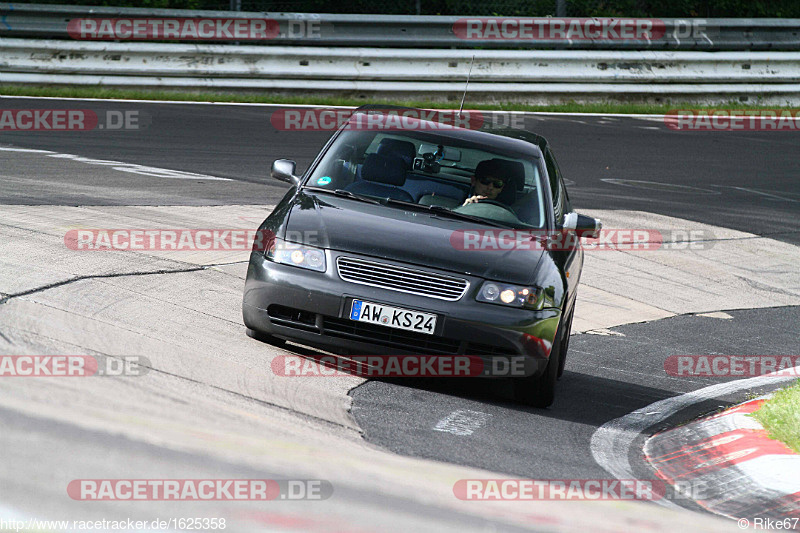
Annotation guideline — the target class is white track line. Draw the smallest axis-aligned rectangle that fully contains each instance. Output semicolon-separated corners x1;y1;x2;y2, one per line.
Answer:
0;146;230;181
590;366;800;509
0;146;54;153
433;410;492;436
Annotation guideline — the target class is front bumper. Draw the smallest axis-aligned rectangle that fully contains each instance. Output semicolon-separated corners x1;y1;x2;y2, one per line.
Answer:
242;250;561;377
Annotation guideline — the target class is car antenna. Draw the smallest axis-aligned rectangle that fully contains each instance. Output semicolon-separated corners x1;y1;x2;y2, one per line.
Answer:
458;55;475;119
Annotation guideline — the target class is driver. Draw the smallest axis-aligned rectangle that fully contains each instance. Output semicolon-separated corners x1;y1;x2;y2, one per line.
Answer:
462;159;508;205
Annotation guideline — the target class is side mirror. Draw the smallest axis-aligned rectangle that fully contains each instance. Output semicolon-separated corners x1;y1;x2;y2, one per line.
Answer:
271;159;300;185
563;212;602;238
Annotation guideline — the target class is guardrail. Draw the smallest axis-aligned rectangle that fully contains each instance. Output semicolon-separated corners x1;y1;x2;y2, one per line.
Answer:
2;3;800;50
2;38;799;104
4;39;800;83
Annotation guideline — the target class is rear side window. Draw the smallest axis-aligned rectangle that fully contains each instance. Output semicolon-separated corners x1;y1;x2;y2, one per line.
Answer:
545;149;565;224
551;149;572;214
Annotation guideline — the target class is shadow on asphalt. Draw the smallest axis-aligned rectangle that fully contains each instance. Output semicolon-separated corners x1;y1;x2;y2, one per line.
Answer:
271;338;738;428
370;371;736;430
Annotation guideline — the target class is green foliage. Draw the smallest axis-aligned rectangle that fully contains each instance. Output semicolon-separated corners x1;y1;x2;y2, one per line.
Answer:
752;380;800;454
21;0;206;8
0;84;793;114
16;0;800;16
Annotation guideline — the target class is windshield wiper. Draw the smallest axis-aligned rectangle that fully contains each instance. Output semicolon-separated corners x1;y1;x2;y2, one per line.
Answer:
380;198;510;228
304;187;382;205
379;197;435;211
426;205;511;228
306;189;511;228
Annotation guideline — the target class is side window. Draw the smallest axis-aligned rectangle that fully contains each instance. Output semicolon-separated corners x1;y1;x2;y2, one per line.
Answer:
545;149;565;224
552;150;572;213
365;135;386;155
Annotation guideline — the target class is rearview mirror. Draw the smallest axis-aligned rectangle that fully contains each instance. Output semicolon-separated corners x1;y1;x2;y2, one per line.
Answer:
563;212;602;238
418;143;461;162
271;159;300;185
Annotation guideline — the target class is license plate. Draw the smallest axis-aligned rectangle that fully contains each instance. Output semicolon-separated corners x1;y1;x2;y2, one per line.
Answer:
350;299;437;335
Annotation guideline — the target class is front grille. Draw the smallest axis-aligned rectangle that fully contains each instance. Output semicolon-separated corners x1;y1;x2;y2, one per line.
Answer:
323;317;462;354
336;257;468;301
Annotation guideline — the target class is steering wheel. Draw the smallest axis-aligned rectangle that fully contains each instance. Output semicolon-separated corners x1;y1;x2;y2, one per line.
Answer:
476;198;515;212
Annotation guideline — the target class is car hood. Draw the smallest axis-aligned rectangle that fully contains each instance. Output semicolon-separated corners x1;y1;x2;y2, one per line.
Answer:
283;191;545;285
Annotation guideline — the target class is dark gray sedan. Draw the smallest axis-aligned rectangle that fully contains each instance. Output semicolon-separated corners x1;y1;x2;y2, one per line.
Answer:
243;108;600;407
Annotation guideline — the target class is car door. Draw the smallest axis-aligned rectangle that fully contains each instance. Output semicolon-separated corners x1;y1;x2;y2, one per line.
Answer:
544;147;582;313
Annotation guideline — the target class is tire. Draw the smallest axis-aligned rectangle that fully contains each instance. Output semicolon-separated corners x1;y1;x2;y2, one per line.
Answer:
246;327;286;348
511;315;565;408
557;307;575;379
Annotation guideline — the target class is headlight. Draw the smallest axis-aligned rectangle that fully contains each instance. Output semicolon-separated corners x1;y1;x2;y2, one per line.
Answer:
476;281;545;310
266;239;326;272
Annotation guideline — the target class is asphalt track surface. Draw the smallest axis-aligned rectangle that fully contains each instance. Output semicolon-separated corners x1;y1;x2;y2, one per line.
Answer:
1;97;799;245
352;306;800;506
2;97;799;526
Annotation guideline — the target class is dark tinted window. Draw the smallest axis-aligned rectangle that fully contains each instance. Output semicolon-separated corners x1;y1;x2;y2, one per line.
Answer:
551;149;572;214
545;149;565;224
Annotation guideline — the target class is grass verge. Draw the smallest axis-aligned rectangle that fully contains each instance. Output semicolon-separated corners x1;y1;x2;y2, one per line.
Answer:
752;379;800;454
0;85;794;115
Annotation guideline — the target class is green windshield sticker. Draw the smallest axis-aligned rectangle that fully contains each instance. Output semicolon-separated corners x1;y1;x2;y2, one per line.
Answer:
317;176;332;185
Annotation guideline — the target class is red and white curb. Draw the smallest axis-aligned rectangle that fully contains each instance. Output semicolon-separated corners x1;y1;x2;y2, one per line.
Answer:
644;397;800;523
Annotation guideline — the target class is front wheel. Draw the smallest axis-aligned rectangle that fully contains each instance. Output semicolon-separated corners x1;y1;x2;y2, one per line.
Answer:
557;307;574;379
511;317;565;408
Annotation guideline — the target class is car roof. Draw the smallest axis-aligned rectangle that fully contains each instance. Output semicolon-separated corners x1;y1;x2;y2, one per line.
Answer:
351;105;548;157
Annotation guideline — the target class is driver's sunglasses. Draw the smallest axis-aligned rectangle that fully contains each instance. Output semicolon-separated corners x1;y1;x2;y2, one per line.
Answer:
478;176;506;189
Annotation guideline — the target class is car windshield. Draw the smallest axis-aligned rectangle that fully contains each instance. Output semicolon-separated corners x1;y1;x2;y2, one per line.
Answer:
303;126;546;229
